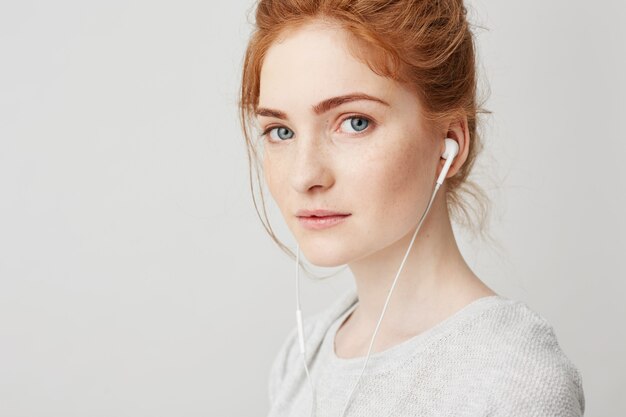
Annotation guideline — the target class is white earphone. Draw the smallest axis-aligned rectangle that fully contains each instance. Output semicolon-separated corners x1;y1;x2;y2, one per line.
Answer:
294;137;459;417
437;138;459;185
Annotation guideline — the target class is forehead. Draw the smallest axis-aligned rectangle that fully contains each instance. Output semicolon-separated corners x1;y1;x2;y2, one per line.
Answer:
259;22;397;108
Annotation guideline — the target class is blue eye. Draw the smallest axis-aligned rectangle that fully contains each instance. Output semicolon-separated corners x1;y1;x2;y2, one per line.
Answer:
340;116;370;133
260;115;373;143
262;126;294;141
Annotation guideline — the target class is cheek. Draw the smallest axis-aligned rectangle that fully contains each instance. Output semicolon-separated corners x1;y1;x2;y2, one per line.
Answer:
263;152;280;200
360;135;434;223
360;140;434;245
263;152;293;217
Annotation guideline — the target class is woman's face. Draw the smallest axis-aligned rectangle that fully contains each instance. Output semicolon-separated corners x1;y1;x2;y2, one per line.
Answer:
257;21;442;267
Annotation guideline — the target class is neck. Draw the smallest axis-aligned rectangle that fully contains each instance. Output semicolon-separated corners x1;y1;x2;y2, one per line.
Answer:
345;190;489;338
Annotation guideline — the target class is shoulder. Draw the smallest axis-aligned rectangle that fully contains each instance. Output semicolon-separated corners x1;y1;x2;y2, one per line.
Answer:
267;288;358;405
471;297;586;416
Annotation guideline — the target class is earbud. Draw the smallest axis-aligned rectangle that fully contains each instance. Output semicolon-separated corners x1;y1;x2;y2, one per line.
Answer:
436;138;459;186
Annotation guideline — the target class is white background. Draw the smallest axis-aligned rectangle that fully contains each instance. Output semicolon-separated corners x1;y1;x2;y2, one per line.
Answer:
0;0;623;415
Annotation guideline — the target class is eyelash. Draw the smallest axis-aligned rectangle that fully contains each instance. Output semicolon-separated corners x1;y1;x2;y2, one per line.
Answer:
259;114;375;142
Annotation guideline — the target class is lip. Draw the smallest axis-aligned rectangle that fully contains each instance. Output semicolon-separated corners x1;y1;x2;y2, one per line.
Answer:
295;209;352;231
297;214;351;230
296;209;351;217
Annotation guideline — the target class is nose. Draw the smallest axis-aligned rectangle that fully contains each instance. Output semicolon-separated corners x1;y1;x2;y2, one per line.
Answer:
290;133;335;194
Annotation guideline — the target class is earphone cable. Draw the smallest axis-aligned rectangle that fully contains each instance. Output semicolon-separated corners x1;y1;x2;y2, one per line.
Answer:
296;245;317;417
295;179;442;417
336;180;441;417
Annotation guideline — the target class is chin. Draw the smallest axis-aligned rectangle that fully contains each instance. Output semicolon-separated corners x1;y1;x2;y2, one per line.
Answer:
297;242;350;268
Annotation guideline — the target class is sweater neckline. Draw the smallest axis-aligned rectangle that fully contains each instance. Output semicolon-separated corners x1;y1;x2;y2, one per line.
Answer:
320;293;508;375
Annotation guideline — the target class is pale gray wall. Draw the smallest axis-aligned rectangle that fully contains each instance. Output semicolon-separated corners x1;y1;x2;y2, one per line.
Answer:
0;0;623;415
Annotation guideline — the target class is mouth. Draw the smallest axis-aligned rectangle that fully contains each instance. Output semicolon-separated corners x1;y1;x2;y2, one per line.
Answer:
296;214;351;230
295;209;351;217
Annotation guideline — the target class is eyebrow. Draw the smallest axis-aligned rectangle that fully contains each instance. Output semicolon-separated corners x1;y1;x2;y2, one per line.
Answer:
255;93;390;120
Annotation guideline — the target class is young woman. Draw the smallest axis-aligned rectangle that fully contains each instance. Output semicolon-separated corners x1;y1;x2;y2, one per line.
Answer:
239;1;585;416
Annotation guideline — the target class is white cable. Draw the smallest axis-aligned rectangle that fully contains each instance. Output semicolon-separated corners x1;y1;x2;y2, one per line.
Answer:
296;246;317;417
337;181;441;417
297;180;443;417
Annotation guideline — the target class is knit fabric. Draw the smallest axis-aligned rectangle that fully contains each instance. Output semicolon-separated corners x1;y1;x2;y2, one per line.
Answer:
266;289;585;417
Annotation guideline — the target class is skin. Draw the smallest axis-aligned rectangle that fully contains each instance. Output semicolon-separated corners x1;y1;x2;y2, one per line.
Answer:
256;19;496;359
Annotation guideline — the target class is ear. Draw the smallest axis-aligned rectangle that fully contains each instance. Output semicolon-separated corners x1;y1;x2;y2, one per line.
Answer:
437;115;470;181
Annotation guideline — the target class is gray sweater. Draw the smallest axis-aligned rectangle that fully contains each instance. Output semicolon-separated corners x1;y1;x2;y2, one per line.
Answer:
267;289;585;416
